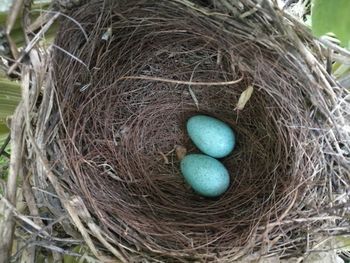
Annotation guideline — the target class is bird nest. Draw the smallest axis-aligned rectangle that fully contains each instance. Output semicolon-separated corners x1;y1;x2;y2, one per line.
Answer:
14;0;349;262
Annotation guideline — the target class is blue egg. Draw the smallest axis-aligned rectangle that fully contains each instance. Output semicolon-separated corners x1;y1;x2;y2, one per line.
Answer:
187;115;235;158
180;154;230;197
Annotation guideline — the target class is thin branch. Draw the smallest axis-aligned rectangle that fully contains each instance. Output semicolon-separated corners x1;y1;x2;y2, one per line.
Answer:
7;12;60;75
120;74;244;86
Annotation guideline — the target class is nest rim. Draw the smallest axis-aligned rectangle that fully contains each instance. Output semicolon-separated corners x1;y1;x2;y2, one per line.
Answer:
15;0;349;262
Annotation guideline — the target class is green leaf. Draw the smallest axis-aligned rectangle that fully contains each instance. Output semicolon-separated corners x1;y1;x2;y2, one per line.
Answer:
0;79;20;116
336;235;350;250
0;10;25;46
0;78;21;136
311;0;350;48
0;124;9;135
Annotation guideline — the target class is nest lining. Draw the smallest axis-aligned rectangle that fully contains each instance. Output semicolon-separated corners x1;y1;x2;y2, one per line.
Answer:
27;0;350;261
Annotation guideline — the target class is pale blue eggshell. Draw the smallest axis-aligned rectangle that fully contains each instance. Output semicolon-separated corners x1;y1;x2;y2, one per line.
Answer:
187;115;235;158
180;154;230;197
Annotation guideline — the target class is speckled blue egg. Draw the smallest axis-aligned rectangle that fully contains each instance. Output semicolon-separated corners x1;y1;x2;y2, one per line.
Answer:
187;115;235;158
180;154;230;197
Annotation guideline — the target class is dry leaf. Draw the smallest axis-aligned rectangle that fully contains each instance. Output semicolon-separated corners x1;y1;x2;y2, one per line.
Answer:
175;145;187;160
236;85;254;110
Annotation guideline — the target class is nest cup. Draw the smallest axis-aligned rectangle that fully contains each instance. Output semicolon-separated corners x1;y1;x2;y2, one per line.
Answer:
40;0;348;261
